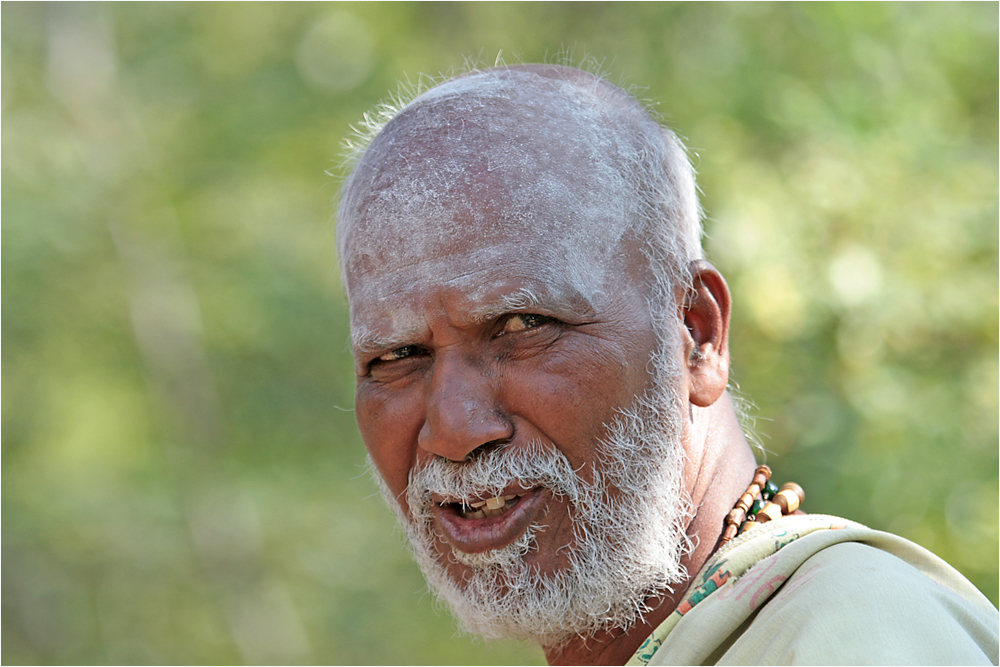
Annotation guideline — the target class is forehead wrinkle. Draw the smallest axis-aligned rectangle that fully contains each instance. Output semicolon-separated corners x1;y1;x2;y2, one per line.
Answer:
349;241;609;302
352;262;493;304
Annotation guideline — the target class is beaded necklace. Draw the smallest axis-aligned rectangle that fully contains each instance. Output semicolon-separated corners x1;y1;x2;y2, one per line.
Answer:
719;465;805;546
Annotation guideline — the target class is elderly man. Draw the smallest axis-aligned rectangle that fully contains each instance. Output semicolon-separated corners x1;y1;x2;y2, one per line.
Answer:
335;65;998;665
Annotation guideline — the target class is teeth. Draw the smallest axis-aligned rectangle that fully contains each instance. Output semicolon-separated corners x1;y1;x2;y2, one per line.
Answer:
458;494;521;519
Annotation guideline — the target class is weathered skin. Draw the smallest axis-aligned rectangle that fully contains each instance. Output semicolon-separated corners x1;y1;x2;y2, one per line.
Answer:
339;65;757;665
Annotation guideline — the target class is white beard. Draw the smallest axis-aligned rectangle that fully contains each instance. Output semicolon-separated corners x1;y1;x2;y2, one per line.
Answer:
369;344;692;648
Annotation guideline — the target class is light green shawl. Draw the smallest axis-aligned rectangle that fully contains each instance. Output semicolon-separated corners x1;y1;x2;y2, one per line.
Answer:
629;514;998;665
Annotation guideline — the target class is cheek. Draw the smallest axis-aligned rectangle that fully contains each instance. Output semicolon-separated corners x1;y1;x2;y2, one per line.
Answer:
356;384;422;508
500;339;651;463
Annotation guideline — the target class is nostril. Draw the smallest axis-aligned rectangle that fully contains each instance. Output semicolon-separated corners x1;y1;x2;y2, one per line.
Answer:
464;438;510;462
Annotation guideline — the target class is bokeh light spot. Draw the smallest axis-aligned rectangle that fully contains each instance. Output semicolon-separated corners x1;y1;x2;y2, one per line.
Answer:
296;12;375;92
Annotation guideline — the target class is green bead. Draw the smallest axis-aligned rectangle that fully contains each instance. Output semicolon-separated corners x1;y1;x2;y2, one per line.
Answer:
763;481;779;500
749;498;766;517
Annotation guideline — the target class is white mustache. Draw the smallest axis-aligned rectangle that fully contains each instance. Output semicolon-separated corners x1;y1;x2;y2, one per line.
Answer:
407;441;582;516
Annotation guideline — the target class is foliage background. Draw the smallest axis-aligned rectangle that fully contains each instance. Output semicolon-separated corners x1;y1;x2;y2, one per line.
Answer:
3;3;996;664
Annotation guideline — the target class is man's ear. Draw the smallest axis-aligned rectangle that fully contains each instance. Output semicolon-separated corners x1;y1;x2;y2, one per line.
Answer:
681;260;731;408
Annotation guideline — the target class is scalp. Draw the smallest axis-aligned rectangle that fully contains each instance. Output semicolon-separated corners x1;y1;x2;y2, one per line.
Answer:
337;65;703;321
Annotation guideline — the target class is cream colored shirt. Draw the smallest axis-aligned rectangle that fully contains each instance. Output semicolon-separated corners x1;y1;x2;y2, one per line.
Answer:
629;514;998;666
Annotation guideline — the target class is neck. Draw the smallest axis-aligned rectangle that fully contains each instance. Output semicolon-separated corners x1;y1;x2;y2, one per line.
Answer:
543;392;757;665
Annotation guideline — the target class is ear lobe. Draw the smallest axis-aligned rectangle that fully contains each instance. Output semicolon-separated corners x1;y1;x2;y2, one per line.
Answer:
682;261;732;408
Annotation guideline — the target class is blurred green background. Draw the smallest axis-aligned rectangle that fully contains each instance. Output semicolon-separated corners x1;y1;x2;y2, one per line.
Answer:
3;2;996;664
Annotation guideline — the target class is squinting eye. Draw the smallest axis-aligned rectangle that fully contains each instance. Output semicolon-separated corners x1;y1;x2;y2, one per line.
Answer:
377;345;419;362
502;314;551;334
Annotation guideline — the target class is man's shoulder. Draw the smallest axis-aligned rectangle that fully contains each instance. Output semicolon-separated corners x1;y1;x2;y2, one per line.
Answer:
644;517;998;666
722;538;999;665
773;539;991;615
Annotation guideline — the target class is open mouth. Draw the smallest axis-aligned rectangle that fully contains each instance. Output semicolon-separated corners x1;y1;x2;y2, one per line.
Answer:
431;486;546;554
449;493;524;519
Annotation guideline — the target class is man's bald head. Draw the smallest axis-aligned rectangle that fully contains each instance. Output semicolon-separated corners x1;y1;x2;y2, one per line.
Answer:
337;65;703;321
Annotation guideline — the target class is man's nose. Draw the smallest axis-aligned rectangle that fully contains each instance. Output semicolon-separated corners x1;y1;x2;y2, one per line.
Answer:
418;353;513;461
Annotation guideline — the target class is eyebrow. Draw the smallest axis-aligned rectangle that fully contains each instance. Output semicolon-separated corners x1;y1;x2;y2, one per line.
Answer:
465;286;545;322
351;327;414;359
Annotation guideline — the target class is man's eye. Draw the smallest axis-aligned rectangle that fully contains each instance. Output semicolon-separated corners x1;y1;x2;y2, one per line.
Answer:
501;314;551;334
377;345;419;362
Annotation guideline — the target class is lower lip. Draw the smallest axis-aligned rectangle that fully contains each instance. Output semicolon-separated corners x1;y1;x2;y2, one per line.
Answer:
433;488;546;554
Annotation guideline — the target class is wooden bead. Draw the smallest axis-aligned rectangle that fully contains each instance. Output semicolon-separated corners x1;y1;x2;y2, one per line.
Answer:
754;503;783;523
780;482;805;505
773;489;800;514
722;472;805;545
737;491;756;512
752;465;771;489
